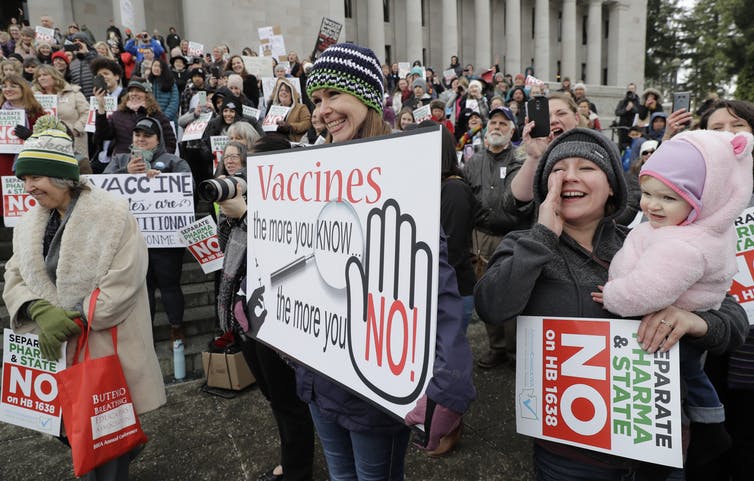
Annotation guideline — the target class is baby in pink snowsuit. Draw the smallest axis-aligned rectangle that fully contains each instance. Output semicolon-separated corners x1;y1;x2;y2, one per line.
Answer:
602;129;754;427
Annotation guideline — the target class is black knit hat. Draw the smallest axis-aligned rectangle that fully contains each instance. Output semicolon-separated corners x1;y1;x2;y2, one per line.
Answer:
534;128;627;218
306;43;384;115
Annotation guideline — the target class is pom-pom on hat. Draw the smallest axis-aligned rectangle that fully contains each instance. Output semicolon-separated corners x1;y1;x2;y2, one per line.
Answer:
306;43;385;115
15;128;79;181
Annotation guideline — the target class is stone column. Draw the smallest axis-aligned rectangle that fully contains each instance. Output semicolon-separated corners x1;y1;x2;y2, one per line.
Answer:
587;0;603;84
28;0;74;29
406;0;423;64
534;0;550;80
442;0;459;70
505;0;522;75
367;0;386;62
474;0;491;70
112;0;147;33
181;0;217;47
561;0;578;80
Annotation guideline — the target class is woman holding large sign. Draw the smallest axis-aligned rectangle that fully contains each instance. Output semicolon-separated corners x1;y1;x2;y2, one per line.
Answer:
0;73;44;179
298;43;475;480
474;128;748;480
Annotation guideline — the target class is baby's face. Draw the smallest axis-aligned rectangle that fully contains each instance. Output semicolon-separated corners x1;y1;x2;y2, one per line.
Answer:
639;176;694;228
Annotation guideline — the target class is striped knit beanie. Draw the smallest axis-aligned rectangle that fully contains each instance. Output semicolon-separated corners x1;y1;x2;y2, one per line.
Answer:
306;43;384;115
15;128;79;181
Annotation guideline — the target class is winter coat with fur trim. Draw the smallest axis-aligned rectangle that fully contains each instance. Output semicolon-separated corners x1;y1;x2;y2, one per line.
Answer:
603;131;754;316
2;182;167;414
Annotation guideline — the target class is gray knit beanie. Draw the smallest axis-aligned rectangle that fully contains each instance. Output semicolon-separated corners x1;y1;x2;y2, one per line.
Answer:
534;128;626;217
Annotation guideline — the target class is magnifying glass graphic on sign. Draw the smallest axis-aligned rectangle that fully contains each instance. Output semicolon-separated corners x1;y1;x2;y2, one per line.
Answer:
269;201;364;289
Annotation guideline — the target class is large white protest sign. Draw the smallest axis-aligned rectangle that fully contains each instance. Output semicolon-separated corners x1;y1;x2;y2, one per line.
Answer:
2;176;36;227
731;206;754;323
0;110;26;154
261;77;303;104
187;41;204;58
515;316;682;468
85;95;117;133
262;105;291;132
210;135;229;173
181;112;212;142
245;128;442;420
398;62;411;79
0;329;65;436
242;56;274;79
88;173;194;247
34;94;58;117
178;216;224;273
242;105;261;121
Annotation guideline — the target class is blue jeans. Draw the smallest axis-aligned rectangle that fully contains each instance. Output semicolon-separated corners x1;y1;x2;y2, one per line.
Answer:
534;444;684;481
680;341;724;423
309;403;410;481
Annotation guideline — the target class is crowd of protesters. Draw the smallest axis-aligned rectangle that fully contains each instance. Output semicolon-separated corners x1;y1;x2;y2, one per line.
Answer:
2;12;754;481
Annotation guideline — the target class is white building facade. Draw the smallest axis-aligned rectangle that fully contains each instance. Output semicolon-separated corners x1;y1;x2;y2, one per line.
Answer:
28;0;646;90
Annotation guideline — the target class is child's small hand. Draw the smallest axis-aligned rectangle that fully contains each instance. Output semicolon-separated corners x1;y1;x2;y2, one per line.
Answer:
591;285;604;304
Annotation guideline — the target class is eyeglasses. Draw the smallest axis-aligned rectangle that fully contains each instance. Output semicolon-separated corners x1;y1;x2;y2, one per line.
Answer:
464;69;471;73
641;149;655;156
224;154;241;160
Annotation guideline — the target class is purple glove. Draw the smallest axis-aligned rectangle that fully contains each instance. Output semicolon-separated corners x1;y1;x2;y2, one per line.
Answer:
404;394;462;452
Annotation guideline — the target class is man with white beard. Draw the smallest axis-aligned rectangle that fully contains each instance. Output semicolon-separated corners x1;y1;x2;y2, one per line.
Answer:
464;107;535;369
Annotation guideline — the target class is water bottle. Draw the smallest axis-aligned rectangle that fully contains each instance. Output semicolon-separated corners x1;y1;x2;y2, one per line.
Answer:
173;339;186;380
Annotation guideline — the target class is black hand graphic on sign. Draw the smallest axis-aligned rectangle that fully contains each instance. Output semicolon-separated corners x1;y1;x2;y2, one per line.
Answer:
346;199;433;405
247;285;267;338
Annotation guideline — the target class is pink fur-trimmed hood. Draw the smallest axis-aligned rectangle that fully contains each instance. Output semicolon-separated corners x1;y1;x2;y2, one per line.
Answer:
641;130;754;233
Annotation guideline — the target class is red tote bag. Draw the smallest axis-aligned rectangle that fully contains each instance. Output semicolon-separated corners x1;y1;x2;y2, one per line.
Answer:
56;288;148;476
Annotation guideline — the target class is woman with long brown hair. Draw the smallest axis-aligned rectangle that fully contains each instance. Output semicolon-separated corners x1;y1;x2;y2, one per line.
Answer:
224;54;259;108
32;64;89;156
93;78;177;155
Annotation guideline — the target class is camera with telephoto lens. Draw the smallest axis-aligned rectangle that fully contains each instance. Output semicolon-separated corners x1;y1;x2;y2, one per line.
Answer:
198;172;247;202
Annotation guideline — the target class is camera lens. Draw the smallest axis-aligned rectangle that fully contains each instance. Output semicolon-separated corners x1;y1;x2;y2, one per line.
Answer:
197;176;247;202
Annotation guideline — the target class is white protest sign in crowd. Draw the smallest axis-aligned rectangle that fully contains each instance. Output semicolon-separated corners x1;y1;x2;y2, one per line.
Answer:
413;104;432;123
515;316;682;468
730;206;754;323
241;56;274;79
0;329;65;436
34;94;58;117
2;176;36;227
85;96;117;133
178;216;224;273
187;41;204;58
245;129;442;420
0;110;26;154
242;105;261;121
34;26;55;44
181;112;212;142
210;135;229;173
262;105;291;132
87;173;195;248
261;77;303;104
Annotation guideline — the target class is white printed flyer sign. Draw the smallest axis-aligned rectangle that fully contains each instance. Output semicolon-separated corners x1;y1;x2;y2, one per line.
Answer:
210;135;229;173
179;216;224;273
0;329;65;436
2;176;36;227
88;173;194;247
245;128;442;420
242;56;274;79
0;110;26;153
515;316;682;468
242;105;261;121
85;95;117;133
181;112;212;141
730;206;754;322
413;105;432;123
34;94;58;117
262;105;291;132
